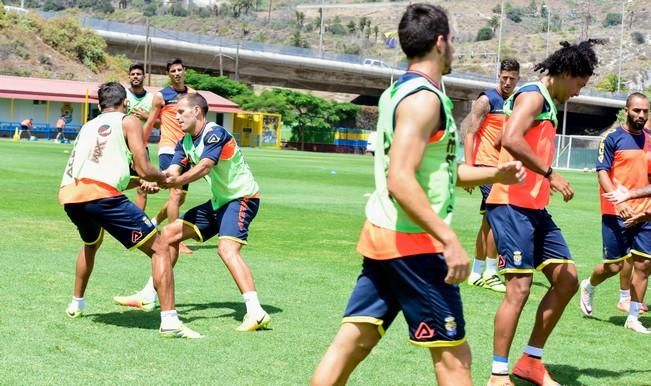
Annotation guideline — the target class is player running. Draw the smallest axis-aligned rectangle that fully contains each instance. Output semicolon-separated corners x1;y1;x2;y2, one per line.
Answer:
311;4;525;385
462;58;520;293
485;40;603;386
114;93;271;332
60;82;202;339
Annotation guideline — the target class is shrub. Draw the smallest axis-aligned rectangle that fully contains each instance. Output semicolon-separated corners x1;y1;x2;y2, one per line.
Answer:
602;13;622;27
476;26;493;41
329;22;346;35
506;7;523;23
631;31;645;45
41;17;107;72
143;3;156;16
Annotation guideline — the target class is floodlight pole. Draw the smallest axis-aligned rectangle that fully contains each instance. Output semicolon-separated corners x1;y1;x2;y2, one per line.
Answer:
495;0;504;79
318;3;325;58
616;0;632;93
544;5;551;58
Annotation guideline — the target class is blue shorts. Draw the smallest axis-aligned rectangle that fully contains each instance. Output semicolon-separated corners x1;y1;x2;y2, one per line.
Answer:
602;215;651;262
486;204;573;273
479;183;492;215
343;254;466;348
474;165;494;215
181;197;259;244
159;153;189;191
64;195;157;250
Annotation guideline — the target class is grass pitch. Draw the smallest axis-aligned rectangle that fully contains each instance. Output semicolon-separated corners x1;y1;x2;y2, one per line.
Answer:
0;140;649;385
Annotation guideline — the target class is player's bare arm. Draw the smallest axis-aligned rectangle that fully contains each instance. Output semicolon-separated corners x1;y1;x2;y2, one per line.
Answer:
461;95;490;165
598;170;634;219
123;115;166;184
457;161;525;187
388;90;469;284
502;91;574;201
166;158;215;188
142;92;164;142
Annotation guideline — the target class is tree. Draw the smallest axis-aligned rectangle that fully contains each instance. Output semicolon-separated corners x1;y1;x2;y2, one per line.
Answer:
346;20;356;33
476;26;493;41
373;25;379;43
358;16;367;33
184;70;253;99
506;7;523;23
527;0;537;16
231;0;254;18
488;15;499;31
596;74;626;93
295;11;305;29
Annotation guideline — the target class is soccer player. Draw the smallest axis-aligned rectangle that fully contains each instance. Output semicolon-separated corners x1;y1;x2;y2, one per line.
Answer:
60;82;202;339
142;58;194;254
126;63;156;210
485;40;602;386
54;115;66;143
114;93;271;331
311;5;525;385
20;117;33;139
462;58;520;293
580;93;651;334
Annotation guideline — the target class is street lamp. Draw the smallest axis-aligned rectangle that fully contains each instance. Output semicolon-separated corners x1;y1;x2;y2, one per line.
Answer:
616;0;633;93
542;4;551;58
495;0;504;79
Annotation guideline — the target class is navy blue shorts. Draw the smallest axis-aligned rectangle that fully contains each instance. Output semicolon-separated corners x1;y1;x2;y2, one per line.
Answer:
181;197;259;244
602;214;651;262
343;254;466;348
479;183;493;215
159;153;189;191
64;195;157;250
486;204;573;273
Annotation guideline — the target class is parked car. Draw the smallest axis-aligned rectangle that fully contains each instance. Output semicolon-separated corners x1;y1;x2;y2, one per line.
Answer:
363;58;390;68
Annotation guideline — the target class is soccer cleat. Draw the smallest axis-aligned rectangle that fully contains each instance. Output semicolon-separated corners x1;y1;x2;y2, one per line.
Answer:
482;273;506;293
113;292;156;312
616;300;648;314
512;354;560;386
65;304;83;318
624;318;651;334
579;279;594;317
468;272;485;288
236;312;271;332
159;324;205;339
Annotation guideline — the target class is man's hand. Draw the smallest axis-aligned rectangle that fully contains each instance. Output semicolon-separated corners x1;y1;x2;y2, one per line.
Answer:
139;180;160;194
495;161;525;185
443;238;470;285
549;172;574;202
133;108;149;121
623;211;651;227
602;183;631;205
616;203;634;219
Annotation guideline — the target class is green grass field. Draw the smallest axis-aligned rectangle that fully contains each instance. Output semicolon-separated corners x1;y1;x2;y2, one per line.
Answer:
1;140;649;385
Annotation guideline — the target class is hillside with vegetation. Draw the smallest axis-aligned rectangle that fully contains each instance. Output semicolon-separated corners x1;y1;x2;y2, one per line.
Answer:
4;0;650;93
0;6;129;80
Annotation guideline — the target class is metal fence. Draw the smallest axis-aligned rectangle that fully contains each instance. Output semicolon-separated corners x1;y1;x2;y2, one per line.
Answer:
554;134;601;170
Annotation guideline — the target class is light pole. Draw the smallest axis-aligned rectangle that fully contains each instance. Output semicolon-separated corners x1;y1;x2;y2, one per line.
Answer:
542;4;551;58
495;0;504;79
318;0;325;57
616;0;633;93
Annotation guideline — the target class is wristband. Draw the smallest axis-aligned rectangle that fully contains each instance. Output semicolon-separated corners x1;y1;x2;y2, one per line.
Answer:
543;166;553;178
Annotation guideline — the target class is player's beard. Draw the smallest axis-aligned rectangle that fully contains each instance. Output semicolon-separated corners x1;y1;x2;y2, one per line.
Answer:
628;114;647;131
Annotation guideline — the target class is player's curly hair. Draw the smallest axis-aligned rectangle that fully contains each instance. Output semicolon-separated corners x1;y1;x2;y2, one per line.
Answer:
533;39;605;77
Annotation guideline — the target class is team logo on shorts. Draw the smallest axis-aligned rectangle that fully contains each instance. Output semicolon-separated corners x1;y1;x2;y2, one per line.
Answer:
498;255;506;269
444;316;457;337
131;230;143;244
513;251;522;266
414;322;435;340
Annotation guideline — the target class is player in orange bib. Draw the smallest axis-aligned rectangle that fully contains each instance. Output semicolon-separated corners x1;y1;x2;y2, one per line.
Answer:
485;40;603;386
143;58;195;255
462;59;520;293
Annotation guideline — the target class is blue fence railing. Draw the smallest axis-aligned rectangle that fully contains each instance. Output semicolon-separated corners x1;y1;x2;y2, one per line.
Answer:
0;121;81;140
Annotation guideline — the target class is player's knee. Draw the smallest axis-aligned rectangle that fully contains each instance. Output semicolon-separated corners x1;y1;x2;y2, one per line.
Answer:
218;243;241;261
506;283;530;304
606;261;624;274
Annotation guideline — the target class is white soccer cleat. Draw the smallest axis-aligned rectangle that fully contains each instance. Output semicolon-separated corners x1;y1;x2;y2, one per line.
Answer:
579;279;594;317
159;324;205;339
481;273;506;293
236;312;271;332
624;318;651;334
468;272;485;288
65;304;84;318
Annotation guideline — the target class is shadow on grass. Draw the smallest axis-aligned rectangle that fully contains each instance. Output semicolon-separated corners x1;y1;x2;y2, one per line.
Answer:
90;302;283;329
584;313;650;328
516;363;651;386
186;244;217;251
